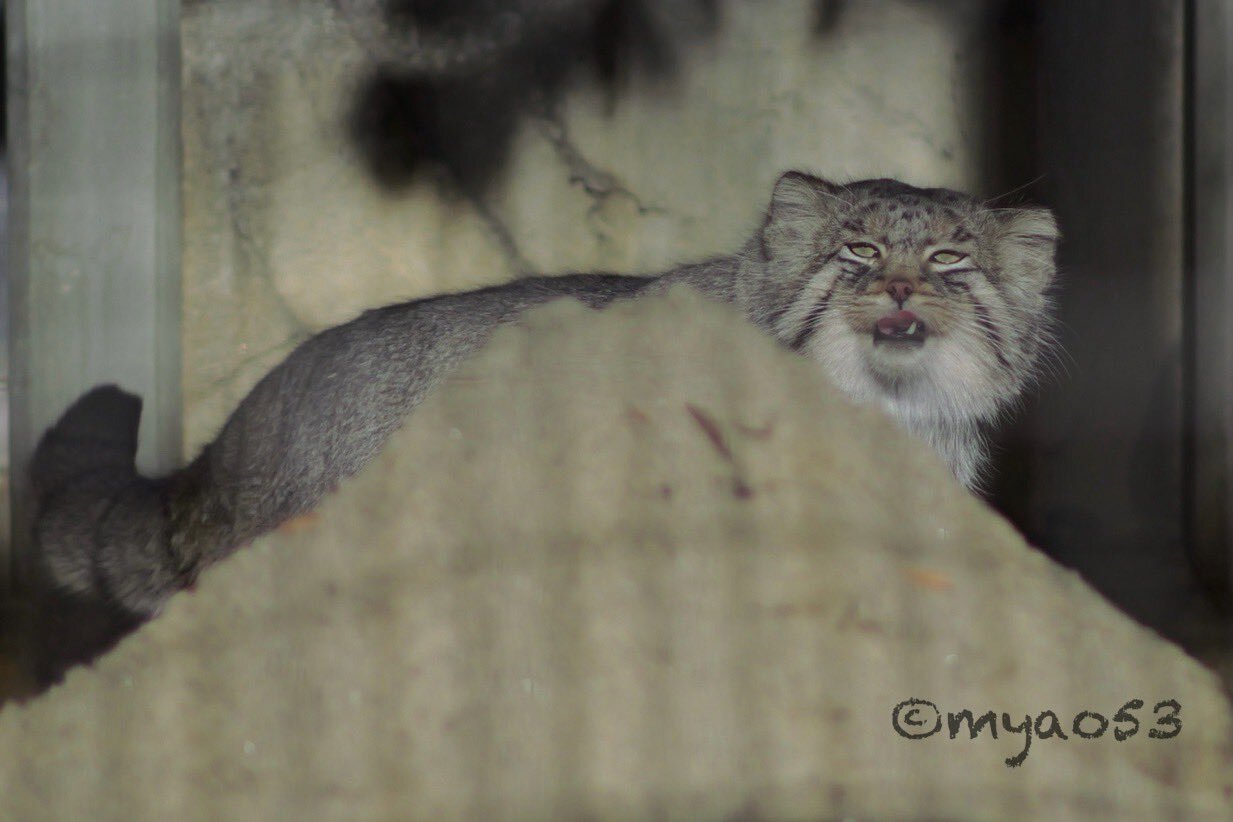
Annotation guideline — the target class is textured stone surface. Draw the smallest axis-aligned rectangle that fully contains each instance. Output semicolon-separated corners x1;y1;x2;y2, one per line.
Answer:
181;0;987;454
1;292;1230;820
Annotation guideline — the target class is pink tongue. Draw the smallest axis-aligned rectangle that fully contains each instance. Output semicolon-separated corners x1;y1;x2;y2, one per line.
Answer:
877;310;919;335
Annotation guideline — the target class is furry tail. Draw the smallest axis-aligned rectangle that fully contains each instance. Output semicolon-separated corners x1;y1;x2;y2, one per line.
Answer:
31;385;143;500
32;385;183;616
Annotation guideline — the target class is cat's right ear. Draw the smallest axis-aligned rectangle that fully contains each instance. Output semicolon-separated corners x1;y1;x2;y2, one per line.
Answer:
992;206;1060;292
761;171;841;260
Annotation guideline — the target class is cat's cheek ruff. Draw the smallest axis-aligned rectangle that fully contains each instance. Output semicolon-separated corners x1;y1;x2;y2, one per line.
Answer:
763;263;849;352
800;323;882;406
799;317;999;490
913;340;1004;423
951;283;1045;408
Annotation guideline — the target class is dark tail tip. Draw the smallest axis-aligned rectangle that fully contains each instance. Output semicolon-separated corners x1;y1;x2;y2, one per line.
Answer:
31;384;144;499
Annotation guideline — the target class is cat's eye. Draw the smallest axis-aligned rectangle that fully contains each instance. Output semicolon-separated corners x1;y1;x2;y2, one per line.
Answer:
930;250;966;265
846;242;880;260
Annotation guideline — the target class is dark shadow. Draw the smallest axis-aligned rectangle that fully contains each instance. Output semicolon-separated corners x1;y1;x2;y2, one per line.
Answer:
988;0;1231;671
345;0;720;194
974;0;1042;202
813;0;846;35
349;72;521;193
27;589;144;689
974;0;1047;534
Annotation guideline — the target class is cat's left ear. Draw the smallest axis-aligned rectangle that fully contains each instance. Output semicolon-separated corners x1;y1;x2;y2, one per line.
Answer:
994;207;1060;290
761;171;842;259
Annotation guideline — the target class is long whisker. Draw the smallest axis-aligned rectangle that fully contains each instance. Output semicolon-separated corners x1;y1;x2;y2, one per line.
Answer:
983;175;1047;207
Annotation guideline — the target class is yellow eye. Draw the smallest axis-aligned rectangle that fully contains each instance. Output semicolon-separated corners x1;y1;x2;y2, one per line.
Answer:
846;242;880;260
930;250;966;265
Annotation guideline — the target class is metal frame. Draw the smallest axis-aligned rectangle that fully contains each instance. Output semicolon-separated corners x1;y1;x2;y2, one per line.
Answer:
4;0;182;593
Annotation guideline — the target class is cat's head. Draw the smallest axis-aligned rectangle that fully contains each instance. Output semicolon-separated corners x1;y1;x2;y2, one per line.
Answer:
747;171;1059;426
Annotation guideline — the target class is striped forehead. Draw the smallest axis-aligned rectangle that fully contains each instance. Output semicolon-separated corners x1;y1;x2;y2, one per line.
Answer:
839;195;976;248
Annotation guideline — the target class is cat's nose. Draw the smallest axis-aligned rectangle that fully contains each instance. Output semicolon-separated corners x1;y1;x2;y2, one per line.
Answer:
886;279;915;304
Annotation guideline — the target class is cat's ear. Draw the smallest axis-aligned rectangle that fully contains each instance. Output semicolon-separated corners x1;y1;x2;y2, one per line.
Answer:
761;171;842;259
993;207;1060;291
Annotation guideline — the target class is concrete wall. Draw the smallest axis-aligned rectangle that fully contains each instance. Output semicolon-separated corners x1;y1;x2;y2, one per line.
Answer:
180;0;991;452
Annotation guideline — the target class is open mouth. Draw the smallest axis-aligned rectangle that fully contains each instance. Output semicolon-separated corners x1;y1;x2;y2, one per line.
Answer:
873;310;927;346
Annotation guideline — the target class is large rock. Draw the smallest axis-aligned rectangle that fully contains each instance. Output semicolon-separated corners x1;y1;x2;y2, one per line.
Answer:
2;291;1230;819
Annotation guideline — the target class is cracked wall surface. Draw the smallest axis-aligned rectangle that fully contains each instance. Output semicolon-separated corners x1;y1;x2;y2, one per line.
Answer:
181;0;989;453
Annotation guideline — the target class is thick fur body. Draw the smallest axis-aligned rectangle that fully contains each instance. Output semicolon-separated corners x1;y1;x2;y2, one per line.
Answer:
32;172;1058;617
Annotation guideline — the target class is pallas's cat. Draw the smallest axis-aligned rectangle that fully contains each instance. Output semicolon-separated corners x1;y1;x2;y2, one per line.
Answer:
32;172;1058;617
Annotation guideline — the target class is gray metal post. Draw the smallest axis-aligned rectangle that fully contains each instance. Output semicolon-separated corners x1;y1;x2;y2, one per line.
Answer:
5;0;181;593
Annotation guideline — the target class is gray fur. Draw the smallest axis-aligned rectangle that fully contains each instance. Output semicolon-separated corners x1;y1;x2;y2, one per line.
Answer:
31;172;1058;617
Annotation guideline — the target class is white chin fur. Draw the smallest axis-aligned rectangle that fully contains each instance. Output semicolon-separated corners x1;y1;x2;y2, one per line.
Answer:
804;327;995;489
867;340;928;381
